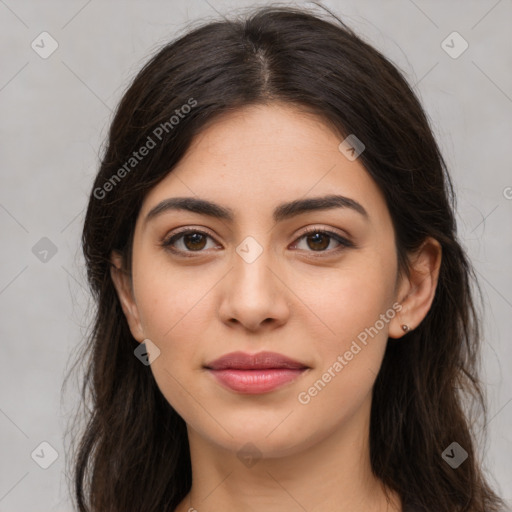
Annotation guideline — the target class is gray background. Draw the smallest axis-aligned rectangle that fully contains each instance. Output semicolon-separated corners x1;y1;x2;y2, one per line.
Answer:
1;0;511;510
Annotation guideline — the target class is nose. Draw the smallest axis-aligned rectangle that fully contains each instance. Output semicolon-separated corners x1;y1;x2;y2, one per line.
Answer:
218;243;291;332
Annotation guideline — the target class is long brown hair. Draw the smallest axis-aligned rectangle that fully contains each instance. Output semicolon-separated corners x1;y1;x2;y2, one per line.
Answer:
66;5;506;511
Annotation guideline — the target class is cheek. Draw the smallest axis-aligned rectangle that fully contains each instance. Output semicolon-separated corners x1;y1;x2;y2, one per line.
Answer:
294;249;397;397
292;284;395;440
298;250;397;348
131;258;217;414
132;248;213;341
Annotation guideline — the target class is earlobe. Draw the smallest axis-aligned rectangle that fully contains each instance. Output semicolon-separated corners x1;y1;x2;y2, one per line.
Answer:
110;251;145;342
389;237;442;339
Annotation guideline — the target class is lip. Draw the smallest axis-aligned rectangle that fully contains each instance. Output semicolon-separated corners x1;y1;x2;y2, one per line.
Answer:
205;351;308;371
204;351;309;394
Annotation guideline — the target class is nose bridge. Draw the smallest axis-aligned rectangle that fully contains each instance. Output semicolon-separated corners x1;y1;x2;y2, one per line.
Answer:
219;232;289;329
232;233;276;298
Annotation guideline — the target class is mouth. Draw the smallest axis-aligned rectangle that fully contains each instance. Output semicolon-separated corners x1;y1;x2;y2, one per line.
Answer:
204;351;309;394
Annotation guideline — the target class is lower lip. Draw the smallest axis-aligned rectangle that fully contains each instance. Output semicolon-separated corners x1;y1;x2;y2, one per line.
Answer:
207;368;306;394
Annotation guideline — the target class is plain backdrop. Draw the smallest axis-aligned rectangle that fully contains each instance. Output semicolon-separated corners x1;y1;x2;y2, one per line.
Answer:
0;1;511;510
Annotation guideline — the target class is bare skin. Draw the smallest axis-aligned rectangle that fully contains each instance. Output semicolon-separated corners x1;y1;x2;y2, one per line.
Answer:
110;103;442;512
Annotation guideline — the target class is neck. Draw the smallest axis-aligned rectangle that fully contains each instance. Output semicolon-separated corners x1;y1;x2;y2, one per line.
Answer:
174;397;402;512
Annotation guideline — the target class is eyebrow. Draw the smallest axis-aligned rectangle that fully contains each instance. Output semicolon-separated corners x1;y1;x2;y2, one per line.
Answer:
144;194;369;225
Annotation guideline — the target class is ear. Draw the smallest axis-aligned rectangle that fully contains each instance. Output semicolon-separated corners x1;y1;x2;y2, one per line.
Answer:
388;237;442;339
110;250;145;342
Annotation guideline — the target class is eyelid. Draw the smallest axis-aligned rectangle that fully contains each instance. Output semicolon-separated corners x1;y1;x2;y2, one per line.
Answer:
296;224;352;242
163;225;216;240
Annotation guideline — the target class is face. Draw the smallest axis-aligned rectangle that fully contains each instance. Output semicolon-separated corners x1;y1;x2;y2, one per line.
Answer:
112;103;412;459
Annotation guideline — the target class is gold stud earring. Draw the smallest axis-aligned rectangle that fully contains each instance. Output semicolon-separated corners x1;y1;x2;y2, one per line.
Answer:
401;324;410;333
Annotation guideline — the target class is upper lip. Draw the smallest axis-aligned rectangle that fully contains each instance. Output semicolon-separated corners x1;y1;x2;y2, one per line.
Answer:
204;351;308;370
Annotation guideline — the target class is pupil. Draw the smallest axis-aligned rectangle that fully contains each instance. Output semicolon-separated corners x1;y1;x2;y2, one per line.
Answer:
185;233;206;250
308;233;328;251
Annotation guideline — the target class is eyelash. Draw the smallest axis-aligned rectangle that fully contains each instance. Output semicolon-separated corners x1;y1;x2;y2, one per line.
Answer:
161;226;354;257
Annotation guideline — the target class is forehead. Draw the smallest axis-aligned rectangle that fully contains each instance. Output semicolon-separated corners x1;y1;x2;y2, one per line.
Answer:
138;103;390;229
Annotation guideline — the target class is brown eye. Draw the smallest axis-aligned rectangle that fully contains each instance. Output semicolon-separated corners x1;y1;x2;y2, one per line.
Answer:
305;232;330;251
162;229;217;254
293;228;354;254
182;232;207;251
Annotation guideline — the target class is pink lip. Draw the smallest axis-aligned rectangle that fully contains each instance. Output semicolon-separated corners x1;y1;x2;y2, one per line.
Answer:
204;351;309;394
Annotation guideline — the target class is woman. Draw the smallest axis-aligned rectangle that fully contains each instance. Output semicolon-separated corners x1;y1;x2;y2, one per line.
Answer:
70;5;507;511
